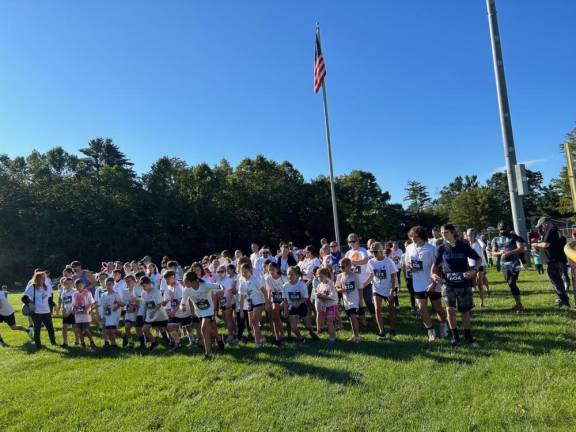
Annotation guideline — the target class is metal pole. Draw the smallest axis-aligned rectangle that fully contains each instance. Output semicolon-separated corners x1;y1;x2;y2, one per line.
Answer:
564;143;576;213
486;0;527;238
316;25;341;246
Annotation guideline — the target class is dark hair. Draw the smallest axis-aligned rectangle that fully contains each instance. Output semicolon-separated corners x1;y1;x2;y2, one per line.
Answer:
441;223;456;233
105;277;115;286
70;261;81;268
268;262;280;272
227;264;236;272
139;276;151;285
167;260;178;268
74;279;84;287
408;226;428;241
164;270;176;279
134;271;146;279
184;271;199;284
304;245;317;257
125;274;136;282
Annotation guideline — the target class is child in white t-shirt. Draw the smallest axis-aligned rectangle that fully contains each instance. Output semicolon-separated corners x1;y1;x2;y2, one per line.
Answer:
265;262;287;345
60;278;78;347
282;266;319;344
217;265;237;344
365;242;398;340
0;285;28;346
335;258;362;343
237;263;269;349
100;277;125;347
72;279;96;349
182;271;225;359
315;267;338;345
141;276;169;351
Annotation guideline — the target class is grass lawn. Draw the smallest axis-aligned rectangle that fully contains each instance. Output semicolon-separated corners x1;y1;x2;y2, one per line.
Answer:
0;268;575;431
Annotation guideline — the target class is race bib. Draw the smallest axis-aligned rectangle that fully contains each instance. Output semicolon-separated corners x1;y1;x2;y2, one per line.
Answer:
171;299;179;309
411;259;423;271
375;269;387;280
64;297;72;305
446;272;465;284
345;282;356;293
288;292;301;302
76;305;85;313
220;297;227;307
196;299;210;310
104;306;112;316
272;291;283;302
354;266;361;274
127;303;137;313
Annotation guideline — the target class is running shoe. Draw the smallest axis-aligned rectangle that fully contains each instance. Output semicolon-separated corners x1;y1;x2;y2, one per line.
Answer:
427;328;436;342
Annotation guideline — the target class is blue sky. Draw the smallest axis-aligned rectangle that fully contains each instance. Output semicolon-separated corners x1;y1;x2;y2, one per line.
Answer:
0;1;574;203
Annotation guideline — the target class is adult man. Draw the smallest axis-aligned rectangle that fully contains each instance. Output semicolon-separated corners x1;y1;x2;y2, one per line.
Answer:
428;226;443;248
324;241;342;276
344;233;372;319
249;243;260;267
533;217;571;307
432;224;480;346
71;261;97;296
491;221;526;312
406;226;448;341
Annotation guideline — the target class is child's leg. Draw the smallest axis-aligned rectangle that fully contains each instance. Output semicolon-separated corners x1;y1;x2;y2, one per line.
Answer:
350;314;360;338
62;324;68;345
387;298;396;332
272;306;282;340
168;324;180;345
236;311;245;339
201;319;212;354
326;315;335;340
252;308;263;344
289;315;302;339
85;329;95;345
302;316;318;338
224;309;235;338
316;310;326;333
373;296;384;334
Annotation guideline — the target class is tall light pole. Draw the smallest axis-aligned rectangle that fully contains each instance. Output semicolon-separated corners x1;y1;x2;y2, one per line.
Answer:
486;0;528;238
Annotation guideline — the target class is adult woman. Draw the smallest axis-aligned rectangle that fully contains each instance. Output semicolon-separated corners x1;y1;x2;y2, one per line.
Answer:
276;243;297;276
22;271;57;348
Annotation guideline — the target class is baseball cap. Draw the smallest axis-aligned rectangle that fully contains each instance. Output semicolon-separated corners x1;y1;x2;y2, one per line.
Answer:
535;217;550;228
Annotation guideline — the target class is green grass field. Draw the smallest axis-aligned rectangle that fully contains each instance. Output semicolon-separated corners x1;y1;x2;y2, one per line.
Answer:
1;268;575;431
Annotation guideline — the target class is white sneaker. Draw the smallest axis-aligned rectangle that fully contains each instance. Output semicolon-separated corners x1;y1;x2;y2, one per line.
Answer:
440;323;449;338
427;328;436;342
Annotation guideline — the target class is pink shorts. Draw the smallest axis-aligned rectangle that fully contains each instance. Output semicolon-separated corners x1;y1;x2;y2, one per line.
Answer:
325;305;338;319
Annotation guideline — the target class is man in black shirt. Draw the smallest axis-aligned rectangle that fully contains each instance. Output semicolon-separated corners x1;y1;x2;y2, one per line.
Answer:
432;224;481;346
533;217;571;307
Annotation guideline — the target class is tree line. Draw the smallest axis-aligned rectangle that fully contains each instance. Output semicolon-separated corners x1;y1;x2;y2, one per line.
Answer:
1;127;574;282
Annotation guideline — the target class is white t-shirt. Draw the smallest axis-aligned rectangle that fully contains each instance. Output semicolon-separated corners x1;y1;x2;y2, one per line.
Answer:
218;276;236;308
345;247;370;284
100;291;122;327
298;257;321;281
404;242;436;292
315;280;338;308
391;249;404;270
122;288;141;321
182;282;220;318
469;241;487;267
237;275;266;307
253;257;265;279
337;273;361;310
265;274;287;304
60;289;75;316
114;279;127;296
367;257;398;297
250;252;260;267
282;280;309;308
164;282;190;318
0;291;14;316
23;284;53;314
142;290;169;323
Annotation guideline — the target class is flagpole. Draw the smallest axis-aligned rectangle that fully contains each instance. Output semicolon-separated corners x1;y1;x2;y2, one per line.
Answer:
316;23;341;248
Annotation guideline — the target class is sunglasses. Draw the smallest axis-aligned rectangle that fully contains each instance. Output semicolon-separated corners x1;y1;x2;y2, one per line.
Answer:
330;245;337;248
217;270;225;274
348;239;358;244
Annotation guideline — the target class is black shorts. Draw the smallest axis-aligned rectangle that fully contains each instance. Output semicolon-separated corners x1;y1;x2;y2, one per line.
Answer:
135;316;144;328
478;266;485;273
414;291;442;301
105;325;118;330
288;303;308;318
168;316;192;326
249;303;265;312
146;320;168;328
0;313;16;327
373;292;389;301
76;322;90;331
62;314;75;325
345;308;359;317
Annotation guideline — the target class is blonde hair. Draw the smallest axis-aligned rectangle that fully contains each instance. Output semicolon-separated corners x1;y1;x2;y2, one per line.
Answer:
31;271;44;286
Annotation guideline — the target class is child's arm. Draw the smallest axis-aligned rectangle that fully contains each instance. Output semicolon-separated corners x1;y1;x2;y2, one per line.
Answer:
238;294;245;317
364;273;374;288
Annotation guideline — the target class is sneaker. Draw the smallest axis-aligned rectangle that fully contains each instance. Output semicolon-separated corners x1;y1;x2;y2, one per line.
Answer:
440;323;449;338
310;332;320;341
89;342;97;349
352;336;362;344
217;339;225;350
377;332;386;341
122;335;129;348
451;338;461;347
410;307;419;314
148;341;159;351
395;305;400;311
347;336;357;342
254;343;263;349
295;338;306;345
427;328;436;342
514;304;525;314
27;328;34;340
203;353;213;361
328;338;336;346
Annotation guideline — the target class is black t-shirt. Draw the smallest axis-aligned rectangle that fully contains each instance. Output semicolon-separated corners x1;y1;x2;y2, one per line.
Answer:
435;239;480;287
542;227;566;264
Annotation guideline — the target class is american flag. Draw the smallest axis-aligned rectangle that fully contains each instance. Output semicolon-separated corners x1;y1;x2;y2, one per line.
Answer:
314;29;326;94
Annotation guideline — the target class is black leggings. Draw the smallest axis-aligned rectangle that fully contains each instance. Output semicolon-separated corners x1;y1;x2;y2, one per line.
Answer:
503;268;521;298
547;261;570;305
236;311;249;338
31;313;56;348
